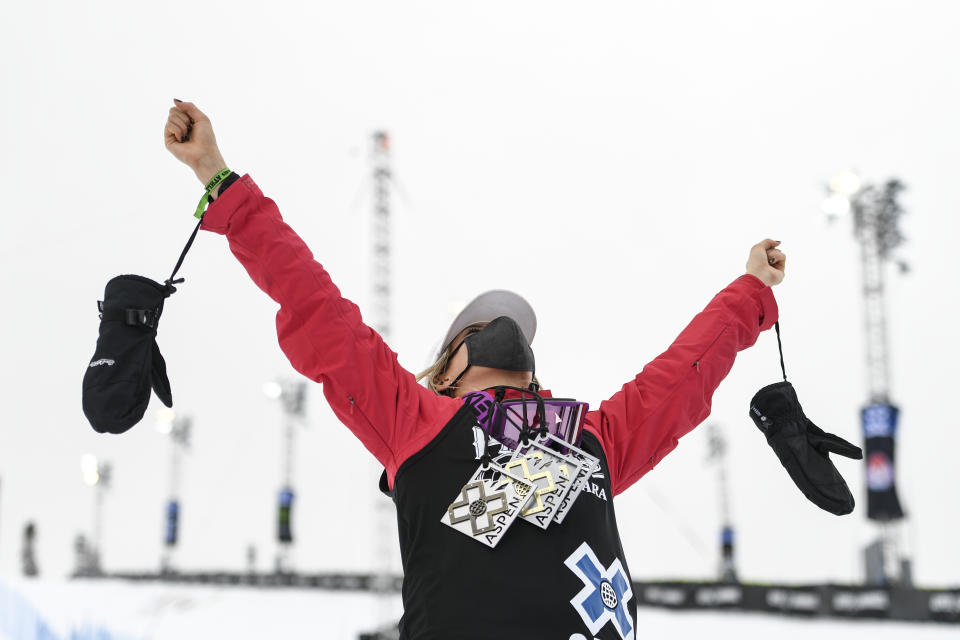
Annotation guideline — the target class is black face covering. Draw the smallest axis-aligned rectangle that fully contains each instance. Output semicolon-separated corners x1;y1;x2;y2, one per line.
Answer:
445;316;535;394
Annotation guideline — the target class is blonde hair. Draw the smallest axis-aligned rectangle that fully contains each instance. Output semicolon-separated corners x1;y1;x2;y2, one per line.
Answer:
417;322;541;395
417;323;486;393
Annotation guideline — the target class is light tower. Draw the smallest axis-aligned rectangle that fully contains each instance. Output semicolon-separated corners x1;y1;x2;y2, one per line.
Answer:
824;172;909;585
80;454;112;574
263;379;307;574
706;423;737;583
370;130;397;621
371;132;392;341
156;409;192;574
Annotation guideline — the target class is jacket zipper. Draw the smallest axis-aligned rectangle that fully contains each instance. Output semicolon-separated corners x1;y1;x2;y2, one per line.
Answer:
347;394;377;433
691;326;728;372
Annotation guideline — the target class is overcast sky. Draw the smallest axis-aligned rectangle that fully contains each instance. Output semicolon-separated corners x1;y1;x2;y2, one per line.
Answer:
1;1;957;587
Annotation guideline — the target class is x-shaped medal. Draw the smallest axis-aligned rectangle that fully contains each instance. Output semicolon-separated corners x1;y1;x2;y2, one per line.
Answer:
447;481;509;536
504;453;557;516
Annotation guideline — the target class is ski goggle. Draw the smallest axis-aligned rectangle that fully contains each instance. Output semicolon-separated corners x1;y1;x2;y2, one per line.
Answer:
484;387;588;454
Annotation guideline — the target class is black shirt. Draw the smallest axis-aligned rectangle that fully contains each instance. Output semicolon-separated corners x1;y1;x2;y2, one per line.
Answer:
381;397;637;640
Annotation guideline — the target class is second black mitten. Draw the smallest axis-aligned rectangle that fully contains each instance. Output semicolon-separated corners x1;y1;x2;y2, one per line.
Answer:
82;275;174;434
749;380;863;516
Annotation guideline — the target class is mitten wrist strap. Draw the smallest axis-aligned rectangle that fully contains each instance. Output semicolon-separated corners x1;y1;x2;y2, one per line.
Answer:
164;218;203;292
193;168;233;219
98;304;160;329
775;321;787;381
165;169;232;294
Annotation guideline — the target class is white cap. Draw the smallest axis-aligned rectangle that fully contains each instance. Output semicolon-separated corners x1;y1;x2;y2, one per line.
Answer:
439;290;537;356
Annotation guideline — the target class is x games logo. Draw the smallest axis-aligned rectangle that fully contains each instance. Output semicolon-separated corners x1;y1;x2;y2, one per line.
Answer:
564;542;634;640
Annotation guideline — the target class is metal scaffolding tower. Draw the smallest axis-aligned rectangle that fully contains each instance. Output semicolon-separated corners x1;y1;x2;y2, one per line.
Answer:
825;173;910;585
706;424;737;583
371;131;392;341
80;454;112;575
850;179;908;404
370;131;398;625
266;379;307;574
158;412;192;574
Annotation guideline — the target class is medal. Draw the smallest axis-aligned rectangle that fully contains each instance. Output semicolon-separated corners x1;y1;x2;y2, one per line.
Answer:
445;389;598;545
442;462;535;548
539;432;600;524
506;437;583;530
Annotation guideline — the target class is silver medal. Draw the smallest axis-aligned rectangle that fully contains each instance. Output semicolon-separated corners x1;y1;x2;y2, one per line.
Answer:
538;432;600;524
506;438;583;530
442;462;535;548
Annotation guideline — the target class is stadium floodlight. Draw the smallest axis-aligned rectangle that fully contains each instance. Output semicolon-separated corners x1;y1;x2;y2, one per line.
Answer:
821;193;851;217
81;454;100;486
829;170;862;196
822;170;862;220
262;381;283;400
156;407;176;435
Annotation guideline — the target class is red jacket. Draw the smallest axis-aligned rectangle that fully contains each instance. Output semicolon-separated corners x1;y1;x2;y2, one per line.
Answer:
202;175;778;496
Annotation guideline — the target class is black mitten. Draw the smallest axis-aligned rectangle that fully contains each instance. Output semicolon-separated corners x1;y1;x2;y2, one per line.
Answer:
83;275;174;434
749;380;863;516
150;340;173;406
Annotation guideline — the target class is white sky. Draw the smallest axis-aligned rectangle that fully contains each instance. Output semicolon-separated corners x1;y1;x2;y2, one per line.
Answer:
0;0;957;588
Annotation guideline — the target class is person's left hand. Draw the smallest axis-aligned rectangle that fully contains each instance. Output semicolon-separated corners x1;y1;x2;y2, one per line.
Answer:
746;239;786;286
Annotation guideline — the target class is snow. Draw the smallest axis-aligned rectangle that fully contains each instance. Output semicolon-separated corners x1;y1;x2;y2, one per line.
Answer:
0;578;955;640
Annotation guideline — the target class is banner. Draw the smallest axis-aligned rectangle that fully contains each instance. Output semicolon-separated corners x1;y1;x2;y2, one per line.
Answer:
164;500;179;547
861;403;905;521
278;488;294;543
633;580;960;623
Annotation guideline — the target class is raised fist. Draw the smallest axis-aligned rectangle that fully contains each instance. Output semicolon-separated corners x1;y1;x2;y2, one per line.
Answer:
164;99;227;186
746;239;786;286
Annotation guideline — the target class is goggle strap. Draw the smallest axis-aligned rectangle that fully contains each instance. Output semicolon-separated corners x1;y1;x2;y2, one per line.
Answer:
493;385;547;444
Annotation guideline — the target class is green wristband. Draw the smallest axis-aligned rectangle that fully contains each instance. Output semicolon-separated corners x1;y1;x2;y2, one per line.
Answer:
194;168;233;219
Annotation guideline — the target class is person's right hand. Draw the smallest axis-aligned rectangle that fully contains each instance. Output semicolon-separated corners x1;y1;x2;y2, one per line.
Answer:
745;238;786;287
164;99;228;186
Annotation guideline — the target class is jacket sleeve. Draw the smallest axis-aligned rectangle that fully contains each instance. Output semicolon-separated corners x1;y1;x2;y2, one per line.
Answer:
583;274;778;496
201;175;461;486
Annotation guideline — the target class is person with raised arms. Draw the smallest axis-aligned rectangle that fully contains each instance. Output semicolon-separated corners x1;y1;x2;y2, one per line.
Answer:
164;99;785;640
